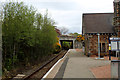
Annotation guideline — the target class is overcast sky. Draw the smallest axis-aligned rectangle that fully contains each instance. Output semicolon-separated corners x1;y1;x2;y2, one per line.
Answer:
1;0;114;34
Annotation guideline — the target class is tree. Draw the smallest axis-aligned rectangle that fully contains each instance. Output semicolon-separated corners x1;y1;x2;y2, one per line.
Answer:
76;34;85;42
2;1;58;75
73;32;79;37
69;32;80;37
54;37;61;53
2;2;36;70
59;27;69;35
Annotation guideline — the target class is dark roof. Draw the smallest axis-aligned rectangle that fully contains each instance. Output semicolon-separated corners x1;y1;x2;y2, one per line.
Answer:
82;13;114;34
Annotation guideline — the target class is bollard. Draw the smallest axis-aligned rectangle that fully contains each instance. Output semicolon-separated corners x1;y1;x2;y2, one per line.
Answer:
111;60;120;79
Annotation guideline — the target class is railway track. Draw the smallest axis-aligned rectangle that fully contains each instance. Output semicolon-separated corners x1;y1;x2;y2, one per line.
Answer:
22;50;67;80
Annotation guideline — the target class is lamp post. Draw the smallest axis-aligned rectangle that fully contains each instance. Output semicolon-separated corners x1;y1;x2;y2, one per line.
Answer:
98;33;100;59
96;33;104;60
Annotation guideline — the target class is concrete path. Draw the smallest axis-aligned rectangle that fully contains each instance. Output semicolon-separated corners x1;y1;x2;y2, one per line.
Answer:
63;49;110;78
45;49;111;78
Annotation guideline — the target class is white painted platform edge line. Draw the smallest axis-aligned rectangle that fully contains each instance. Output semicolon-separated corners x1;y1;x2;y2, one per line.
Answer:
41;50;70;80
41;58;62;80
62;49;70;59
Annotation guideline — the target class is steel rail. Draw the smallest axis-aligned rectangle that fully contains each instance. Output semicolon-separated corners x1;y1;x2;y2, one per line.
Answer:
23;50;67;80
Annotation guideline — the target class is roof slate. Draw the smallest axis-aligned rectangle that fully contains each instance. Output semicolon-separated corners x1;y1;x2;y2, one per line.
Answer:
82;13;114;34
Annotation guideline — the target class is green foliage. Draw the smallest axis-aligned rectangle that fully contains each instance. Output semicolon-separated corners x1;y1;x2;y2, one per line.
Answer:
2;2;57;72
62;41;71;50
76;35;85;42
55;45;61;53
54;37;61;53
69;32;80;37
118;57;120;60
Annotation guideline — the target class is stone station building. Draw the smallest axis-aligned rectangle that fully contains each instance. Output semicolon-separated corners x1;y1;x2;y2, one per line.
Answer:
82;13;115;56
82;0;120;56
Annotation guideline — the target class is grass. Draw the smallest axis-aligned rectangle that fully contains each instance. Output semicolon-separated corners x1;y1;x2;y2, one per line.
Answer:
118;57;120;60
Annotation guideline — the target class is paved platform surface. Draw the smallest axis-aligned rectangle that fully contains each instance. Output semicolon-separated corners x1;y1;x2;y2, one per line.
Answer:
90;64;111;78
90;56;118;78
45;49;111;78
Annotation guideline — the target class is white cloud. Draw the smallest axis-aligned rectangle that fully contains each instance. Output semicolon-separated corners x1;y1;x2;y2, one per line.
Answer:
1;0;115;34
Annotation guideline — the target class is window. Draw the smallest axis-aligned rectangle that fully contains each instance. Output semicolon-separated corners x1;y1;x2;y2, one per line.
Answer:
99;43;106;53
102;43;106;53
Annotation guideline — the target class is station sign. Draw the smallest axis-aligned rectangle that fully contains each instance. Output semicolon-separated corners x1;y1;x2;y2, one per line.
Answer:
111;41;118;51
110;37;120;41
110;37;120;51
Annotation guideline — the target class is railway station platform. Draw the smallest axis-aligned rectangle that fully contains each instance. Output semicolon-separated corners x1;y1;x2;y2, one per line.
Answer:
43;49;111;79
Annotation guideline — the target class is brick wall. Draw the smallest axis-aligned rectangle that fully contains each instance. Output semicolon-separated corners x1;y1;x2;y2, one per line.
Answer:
115;26;120;37
113;1;120;37
85;34;110;56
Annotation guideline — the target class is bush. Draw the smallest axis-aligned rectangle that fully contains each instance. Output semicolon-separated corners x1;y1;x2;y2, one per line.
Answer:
53;37;61;53
62;41;71;50
76;35;85;42
54;42;61;53
2;1;57;72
